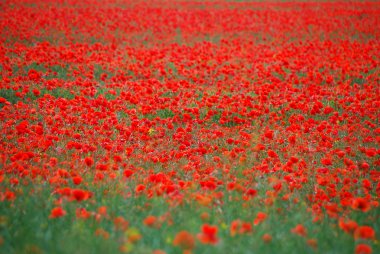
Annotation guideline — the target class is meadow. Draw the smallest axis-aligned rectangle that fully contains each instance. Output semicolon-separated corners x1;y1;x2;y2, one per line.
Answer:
0;0;379;253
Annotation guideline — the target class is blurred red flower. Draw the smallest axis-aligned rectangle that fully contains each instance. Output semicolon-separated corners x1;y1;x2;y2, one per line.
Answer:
354;226;375;240
291;224;307;237
49;207;66;218
355;244;372;254
198;224;218;245
173;230;195;251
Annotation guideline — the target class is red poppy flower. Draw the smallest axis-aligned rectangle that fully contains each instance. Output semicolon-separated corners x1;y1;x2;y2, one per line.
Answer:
173;230;195;250
355;244;372;254
72;189;90;202
197;224;218;245
254;212;268;225
262;233;272;243
352;197;371;212
72;176;82;185
291;224;307;237
84;157;94;167
354;226;375;240
339;219;358;234
143;215;158;228
49;207;66;218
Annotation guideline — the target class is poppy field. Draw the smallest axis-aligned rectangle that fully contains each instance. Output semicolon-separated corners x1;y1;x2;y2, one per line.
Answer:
0;0;379;253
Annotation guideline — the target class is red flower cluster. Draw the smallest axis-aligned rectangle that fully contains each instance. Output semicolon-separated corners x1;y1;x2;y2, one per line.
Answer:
0;0;379;253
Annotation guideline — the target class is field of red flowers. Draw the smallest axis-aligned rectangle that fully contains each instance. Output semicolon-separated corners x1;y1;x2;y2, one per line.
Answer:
0;0;379;253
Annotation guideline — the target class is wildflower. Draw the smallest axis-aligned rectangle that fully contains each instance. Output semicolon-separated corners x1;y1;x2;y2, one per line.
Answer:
76;208;91;220
307;239;318;249
264;130;274;139
200;212;210;222
339;219;358;234
84;157;94;167
49;207;66;218
135;184;146;193
96;164;108;171
114;216;128;231
262;233;272;243
98;206;107;217
355;244;372;254
72;189;88;202
291;224;307;237
246;188;257;197
354;226;375;240
72;176;82;185
4;190;16;201
352;198;371;212
267;149;278;158
123;169;134;178
254;212;268;225
321;157;332;166
126;227;141;243
0;97;10;105
143;215;158;228
197;224;218;245
95;228;109;239
230;220;252;236
173;230;195;251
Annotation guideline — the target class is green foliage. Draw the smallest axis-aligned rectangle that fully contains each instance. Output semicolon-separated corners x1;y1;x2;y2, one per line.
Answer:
0;87;75;107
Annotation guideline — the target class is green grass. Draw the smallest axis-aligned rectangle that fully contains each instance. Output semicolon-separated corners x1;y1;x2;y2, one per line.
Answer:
1;176;377;254
0;88;75;107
